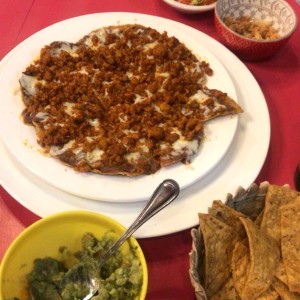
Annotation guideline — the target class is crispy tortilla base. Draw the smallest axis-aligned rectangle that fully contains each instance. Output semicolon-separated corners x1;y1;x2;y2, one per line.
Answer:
20;24;243;177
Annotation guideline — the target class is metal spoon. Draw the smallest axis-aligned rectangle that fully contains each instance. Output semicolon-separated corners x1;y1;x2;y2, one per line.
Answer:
60;179;180;300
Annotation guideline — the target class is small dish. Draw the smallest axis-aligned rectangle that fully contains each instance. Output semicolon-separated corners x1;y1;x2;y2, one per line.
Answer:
162;0;216;13
214;0;298;60
0;211;148;300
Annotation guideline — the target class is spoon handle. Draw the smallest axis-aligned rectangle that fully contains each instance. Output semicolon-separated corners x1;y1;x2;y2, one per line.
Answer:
102;179;180;262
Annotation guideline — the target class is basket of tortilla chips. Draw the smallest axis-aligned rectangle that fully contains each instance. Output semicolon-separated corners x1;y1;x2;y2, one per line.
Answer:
189;182;300;300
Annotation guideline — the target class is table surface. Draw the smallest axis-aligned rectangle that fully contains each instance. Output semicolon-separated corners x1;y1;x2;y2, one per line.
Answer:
0;1;299;299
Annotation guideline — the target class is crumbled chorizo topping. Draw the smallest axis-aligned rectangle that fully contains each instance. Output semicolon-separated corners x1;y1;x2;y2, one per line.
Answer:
20;24;242;176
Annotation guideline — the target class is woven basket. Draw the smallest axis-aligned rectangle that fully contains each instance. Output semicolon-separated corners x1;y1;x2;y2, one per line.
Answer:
189;181;270;300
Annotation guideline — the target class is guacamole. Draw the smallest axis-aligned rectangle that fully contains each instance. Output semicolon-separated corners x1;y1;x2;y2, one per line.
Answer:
22;233;143;300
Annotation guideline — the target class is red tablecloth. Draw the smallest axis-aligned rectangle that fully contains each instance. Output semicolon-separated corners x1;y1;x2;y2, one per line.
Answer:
1;1;299;299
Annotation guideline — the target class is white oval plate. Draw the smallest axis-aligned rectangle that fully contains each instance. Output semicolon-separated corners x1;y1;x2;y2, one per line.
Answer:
0;13;270;238
162;0;216;13
0;13;238;202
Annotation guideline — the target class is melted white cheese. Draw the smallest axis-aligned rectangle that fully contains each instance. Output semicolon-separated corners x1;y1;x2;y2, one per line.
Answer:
189;90;210;103
85;148;104;164
144;41;158;51
50;140;75;155
118;114;128;123
134;94;146;104
64;102;75;116
88;118;100;128
34;111;49;122
84;28;107;48
172;138;199;156
20;74;45;96
50;42;79;58
125;152;141;162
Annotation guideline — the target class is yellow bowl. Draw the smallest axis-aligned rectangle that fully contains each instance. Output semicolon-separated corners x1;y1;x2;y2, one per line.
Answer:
0;210;148;300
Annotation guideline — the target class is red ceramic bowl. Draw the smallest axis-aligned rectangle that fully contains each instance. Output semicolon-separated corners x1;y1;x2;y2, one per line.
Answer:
214;0;297;61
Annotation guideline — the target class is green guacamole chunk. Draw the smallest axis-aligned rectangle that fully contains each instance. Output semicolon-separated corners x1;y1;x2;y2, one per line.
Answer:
24;232;143;300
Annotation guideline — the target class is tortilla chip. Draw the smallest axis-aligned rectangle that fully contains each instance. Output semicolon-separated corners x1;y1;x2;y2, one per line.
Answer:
275;260;288;286
280;196;300;293
272;277;300;300
211;277;241;300
231;241;250;297
254;208;264;227
198;213;239;297
231;240;279;300
256;288;279;300
209;200;246;239
260;185;298;242
238;217;280;299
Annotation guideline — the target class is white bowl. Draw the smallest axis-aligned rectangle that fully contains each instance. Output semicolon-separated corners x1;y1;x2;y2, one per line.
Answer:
162;0;216;13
